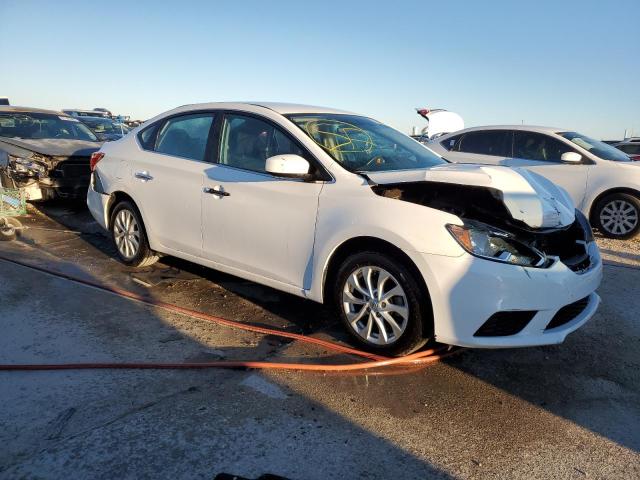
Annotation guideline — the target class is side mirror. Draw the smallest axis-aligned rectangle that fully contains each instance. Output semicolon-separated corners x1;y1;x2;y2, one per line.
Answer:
561;152;582;163
265;154;310;177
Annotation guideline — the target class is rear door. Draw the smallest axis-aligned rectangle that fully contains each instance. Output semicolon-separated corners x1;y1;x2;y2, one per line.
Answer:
504;131;590;208
129;112;216;256
201;112;323;290
442;130;512;165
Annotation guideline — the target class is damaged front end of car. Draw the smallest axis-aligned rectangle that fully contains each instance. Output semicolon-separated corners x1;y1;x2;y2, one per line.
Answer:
368;165;599;274
1;151;93;201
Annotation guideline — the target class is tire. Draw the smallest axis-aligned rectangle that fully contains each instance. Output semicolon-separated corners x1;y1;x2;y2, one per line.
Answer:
593;193;640;239
333;251;432;356
110;201;159;267
0;217;21;242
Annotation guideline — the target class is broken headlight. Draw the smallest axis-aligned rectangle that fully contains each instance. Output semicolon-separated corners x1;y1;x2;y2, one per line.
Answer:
8;155;47;177
446;221;548;267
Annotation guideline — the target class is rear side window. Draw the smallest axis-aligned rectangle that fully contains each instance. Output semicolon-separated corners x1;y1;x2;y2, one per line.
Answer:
455;131;511;156
154;113;215;161
513;131;574;162
138;124;159;150
618;144;640;155
441;134;463;151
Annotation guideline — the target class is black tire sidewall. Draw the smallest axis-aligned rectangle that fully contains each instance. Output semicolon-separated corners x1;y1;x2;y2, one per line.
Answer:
333;251;430;356
110;201;151;266
594;193;640;239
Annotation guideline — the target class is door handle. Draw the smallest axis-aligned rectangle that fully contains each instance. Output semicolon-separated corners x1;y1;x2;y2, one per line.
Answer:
203;186;230;197
134;171;153;182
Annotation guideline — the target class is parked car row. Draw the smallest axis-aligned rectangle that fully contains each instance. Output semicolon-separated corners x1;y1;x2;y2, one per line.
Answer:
2;101;637;356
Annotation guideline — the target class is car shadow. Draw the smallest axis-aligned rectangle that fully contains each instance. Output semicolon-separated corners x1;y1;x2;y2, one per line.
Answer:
0;204;455;479
16;200;640;456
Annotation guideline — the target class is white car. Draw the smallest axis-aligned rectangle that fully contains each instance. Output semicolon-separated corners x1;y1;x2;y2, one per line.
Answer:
429;126;640;239
87;103;602;355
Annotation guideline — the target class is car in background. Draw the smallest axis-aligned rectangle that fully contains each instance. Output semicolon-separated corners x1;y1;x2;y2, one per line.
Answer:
93;107;113;117
79;116;130;141
63;109;110;119
0;98;9;106
429;126;640;239
0;106;102;200
614;138;640;161
88;102;601;355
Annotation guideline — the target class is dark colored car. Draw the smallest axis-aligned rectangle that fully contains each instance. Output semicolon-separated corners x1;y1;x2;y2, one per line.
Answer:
79;116;130;141
614;139;640;161
0;107;102;200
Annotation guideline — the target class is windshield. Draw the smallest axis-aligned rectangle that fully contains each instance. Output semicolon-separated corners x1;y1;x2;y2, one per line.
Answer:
559;131;630;162
0;112;98;141
81;117;129;135
288;114;445;172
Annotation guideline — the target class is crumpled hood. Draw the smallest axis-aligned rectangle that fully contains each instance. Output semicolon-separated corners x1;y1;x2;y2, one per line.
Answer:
0;137;102;157
366;163;576;229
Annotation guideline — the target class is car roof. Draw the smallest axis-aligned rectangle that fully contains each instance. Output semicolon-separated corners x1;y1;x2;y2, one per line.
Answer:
174;102;356;115
0;106;65;115
445;125;567;135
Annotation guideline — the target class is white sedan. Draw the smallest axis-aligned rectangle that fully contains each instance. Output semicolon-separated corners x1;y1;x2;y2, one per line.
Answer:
88;103;602;355
429;125;640;239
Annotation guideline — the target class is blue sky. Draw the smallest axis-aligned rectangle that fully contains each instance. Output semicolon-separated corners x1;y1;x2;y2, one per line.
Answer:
1;0;638;139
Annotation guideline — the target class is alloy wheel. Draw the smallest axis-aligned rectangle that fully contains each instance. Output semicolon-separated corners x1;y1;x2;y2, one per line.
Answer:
342;266;409;345
114;209;141;259
599;199;639;236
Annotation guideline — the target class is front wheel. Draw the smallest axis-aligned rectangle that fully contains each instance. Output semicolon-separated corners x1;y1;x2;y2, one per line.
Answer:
110;201;159;267
333;251;432;356
594;193;640;239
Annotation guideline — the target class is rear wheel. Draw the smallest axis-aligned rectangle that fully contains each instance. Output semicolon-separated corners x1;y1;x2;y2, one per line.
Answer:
110;201;159;267
333;251;431;356
594;193;640;239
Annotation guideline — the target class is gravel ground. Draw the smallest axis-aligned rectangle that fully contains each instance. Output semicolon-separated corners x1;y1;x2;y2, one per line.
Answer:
0;203;638;479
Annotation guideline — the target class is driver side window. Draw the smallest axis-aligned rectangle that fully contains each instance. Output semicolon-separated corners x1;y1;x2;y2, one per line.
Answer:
513;131;574;162
219;114;305;173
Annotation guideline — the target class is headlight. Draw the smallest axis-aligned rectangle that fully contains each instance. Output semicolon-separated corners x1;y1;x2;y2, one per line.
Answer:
8;155;47;176
446;221;548;267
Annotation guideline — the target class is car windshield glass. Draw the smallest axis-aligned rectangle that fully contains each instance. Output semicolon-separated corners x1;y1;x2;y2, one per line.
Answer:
82;118;129;134
288;114;445;172
0;112;98;141
559;131;630;162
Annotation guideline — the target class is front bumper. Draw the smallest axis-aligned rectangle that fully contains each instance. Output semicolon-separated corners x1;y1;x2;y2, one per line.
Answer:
407;246;603;348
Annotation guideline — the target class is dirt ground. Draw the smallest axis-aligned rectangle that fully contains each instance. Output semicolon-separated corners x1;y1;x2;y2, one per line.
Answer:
0;202;638;479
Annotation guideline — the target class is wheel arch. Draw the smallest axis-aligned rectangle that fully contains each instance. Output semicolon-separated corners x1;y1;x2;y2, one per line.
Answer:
321;236;434;333
106;192;155;248
588;187;640;223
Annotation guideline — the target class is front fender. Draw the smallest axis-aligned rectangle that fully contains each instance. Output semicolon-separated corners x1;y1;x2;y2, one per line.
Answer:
306;186;464;302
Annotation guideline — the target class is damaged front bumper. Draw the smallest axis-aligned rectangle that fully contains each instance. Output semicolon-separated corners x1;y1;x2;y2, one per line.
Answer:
1;154;91;200
406;244;603;348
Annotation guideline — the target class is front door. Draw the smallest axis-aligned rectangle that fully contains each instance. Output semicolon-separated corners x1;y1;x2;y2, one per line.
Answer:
202;113;322;289
503;130;591;209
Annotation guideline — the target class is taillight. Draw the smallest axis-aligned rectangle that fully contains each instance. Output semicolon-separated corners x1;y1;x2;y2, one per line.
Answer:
90;152;105;172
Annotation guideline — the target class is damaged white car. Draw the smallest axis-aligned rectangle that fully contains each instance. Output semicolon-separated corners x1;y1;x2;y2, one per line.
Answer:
88;103;602;355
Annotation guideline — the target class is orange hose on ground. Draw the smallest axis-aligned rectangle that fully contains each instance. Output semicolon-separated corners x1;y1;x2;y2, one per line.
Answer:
0;255;463;373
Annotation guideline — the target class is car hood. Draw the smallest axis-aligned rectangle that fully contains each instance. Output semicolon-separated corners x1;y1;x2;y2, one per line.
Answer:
0;137;102;157
365;163;576;229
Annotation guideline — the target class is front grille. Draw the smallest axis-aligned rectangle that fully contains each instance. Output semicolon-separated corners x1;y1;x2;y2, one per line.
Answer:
545;296;590;330
474;311;537;337
50;156;91;179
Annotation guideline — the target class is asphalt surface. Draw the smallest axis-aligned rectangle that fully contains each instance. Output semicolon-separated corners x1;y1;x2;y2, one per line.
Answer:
0;202;638;479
